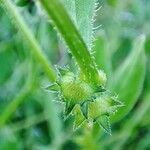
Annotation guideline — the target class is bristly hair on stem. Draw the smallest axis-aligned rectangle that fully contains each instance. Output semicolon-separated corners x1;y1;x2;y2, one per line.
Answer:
39;0;102;86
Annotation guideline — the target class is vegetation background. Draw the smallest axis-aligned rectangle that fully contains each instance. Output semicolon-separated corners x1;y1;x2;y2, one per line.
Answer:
0;0;150;149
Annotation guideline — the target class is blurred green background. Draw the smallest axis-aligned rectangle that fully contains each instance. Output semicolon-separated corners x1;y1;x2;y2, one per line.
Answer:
0;0;150;149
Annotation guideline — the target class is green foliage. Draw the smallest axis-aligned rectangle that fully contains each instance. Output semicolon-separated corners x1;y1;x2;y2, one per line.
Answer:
111;35;146;122
0;128;22;150
62;0;97;50
0;0;56;82
0;42;16;84
0;0;150;149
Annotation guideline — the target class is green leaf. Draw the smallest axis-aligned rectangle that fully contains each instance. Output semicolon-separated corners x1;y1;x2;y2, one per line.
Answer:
62;0;97;50
111;35;146;122
75;0;97;50
61;0;76;23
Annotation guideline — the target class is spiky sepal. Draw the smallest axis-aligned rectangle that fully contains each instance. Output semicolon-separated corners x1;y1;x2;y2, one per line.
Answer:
46;67;123;134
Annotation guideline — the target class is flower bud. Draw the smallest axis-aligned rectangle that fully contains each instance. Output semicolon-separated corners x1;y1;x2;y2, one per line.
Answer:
88;94;123;119
60;72;94;104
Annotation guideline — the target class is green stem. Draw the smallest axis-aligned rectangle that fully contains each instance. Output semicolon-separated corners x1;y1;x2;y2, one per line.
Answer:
0;0;56;82
39;0;100;85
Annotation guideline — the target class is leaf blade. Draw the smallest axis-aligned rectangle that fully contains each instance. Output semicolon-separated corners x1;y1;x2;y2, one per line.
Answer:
75;0;97;50
111;35;146;122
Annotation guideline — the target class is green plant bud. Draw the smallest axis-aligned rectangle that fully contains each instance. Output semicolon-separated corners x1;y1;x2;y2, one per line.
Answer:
60;72;94;104
60;71;75;84
15;0;29;7
46;67;121;133
88;94;122;120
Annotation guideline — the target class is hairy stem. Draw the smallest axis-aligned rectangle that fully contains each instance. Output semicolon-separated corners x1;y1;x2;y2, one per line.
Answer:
39;0;100;85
